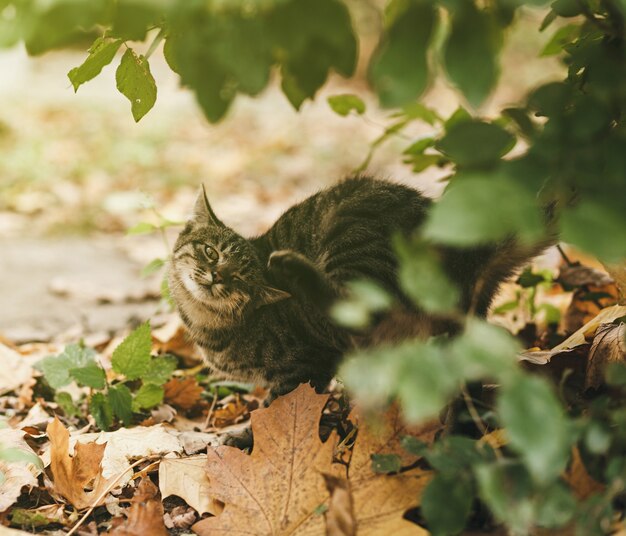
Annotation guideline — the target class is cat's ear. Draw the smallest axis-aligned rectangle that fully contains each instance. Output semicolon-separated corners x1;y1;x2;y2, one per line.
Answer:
193;184;223;226
256;285;291;307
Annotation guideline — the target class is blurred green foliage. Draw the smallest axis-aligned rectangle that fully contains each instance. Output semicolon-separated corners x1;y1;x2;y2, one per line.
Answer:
3;0;626;532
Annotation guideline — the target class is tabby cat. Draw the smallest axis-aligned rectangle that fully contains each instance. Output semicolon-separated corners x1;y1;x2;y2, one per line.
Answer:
169;176;550;400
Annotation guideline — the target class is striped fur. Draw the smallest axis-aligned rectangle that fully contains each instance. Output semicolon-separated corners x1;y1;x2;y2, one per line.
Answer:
169;177;550;397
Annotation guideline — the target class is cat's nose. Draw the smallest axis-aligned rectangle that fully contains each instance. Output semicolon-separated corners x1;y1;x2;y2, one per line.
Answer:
212;271;224;284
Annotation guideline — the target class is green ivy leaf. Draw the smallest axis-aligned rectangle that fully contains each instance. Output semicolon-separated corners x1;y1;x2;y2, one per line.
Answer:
423;173;543;246
437;120;514;168
133;383;164;410
327;94;366;116
69;362;106;389
54;392;79;418
449;319;520;383
421;473;473;535
68;37;122;92
394;237;460;314
109;384;133;426
115;48;157;122
369;0;437;108
142;355;177;386
444;3;502;107
127;222;158;236
371;454;401;474
141;258;165;277
37;344;97;389
89;392;113;431
541;24;580;56
475;461;535;534
111;322;152;380
498;375;575;484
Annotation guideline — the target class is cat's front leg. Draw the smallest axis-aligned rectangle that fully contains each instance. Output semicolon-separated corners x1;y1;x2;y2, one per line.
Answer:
268;250;337;309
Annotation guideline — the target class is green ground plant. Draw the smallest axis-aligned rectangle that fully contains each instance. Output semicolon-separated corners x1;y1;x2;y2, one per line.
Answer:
3;0;626;533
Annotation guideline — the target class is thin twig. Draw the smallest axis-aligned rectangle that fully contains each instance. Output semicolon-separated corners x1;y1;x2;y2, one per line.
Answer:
556;244;574;266
460;386;502;459
203;387;219;431
66;455;161;536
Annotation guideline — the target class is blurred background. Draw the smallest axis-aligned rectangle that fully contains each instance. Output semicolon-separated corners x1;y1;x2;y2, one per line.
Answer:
0;3;563;343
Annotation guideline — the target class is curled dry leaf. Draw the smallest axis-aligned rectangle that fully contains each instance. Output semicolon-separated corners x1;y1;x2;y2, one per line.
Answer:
586;322;626;390
108;478;167;536
0;428;42;512
47;417;112;509
163;377;204;410
558;263;614;288
193;383;343;535
564;448;605;500
158;455;222;515
163;505;197;530
210;396;250;428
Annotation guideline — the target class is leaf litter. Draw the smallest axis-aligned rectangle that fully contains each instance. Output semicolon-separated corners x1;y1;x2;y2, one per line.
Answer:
1;255;626;534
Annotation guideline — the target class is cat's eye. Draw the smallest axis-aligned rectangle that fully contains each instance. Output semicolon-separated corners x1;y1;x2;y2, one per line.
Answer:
203;245;219;263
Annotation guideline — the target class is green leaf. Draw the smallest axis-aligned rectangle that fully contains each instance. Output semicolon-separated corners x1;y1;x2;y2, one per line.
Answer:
541;24;580;56
89;392;113;431
69;362;106;389
142;355;177;385
269;0;357;109
517;267;549;288
22;0;109;55
369;0;437;108
561;202;626;262
127;221;157;235
0;447;43;469
394;237;460;314
133;383;164;410
327;94;366;116
449;319;520;383
37;344;96;389
400;436;428;457
444;3;502;107
498;375;574;484
535;481;576;528
423;173;543;246
54;392;79;418
111;322;152;380
475;461;535;534
444;106;472;130
422;473;473;535
115;48;157;122
141;258;165;277
371;454;401;474
400;102;441;125
109;384;133;426
68;37;122;92
403;137;435;155
437;120;514;168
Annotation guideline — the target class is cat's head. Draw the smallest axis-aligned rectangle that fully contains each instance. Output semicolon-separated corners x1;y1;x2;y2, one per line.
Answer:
169;186;290;323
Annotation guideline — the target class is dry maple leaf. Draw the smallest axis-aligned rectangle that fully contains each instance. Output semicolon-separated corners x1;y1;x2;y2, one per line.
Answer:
108;478;168;536
193;383;344;536
564;448;605;500
164;377;204;410
345;407;436;536
47;417;111;509
323;474;356;536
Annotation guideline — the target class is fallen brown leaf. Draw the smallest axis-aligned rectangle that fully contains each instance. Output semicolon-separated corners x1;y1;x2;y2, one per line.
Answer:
108;478;167;536
347;408;434;536
193;383;343;535
158;456;222;515
164;377;204;410
564;448;605;500
585;322;626;390
558;263;614;288
210;396;249;428
152;316;199;362
47;417;111;509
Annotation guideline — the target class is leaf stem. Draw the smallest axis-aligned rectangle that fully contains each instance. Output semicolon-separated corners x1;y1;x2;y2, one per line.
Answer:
145;27;165;60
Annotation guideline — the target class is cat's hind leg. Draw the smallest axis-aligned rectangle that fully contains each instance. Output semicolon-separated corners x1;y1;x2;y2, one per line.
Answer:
268;250;338;309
